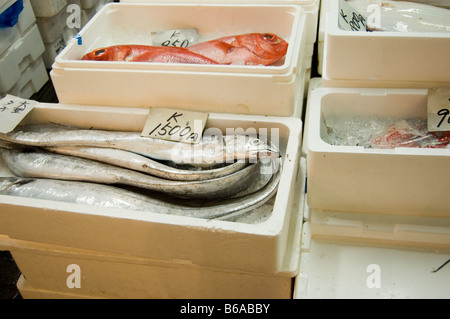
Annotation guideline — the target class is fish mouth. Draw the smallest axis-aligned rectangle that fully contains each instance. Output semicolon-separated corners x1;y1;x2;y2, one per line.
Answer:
259;148;280;158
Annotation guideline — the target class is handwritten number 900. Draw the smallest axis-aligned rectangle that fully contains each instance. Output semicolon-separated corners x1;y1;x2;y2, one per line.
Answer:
437;108;450;128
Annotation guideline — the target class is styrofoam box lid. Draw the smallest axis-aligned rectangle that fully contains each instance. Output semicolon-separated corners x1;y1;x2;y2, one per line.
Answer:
323;0;450;83
0;103;304;274
53;3;305;76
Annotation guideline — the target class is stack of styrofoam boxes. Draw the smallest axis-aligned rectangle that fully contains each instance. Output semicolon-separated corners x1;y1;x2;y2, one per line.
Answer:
0;2;320;299
31;0;72;68
294;0;450;299
0;0;48;98
31;0;113;69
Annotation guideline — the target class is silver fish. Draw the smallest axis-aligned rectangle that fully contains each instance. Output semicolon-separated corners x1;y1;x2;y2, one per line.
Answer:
44;146;249;181
348;0;450;32
0;158;280;220
0;148;262;199
0;124;279;167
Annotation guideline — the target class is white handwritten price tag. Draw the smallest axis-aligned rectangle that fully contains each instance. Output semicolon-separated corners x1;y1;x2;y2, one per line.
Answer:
427;88;450;132
0;95;38;134
338;0;367;31
142;107;209;144
151;29;200;48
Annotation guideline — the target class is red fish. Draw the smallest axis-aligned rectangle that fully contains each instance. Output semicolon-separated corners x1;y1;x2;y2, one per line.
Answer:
370;119;450;149
188;33;289;66
81;45;219;64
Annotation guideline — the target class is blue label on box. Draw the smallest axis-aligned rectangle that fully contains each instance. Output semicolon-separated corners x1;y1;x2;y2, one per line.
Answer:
0;0;23;28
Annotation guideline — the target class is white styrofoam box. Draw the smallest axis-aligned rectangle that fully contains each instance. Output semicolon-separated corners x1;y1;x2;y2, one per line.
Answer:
0;23;20;56
77;1;114;31
35;4;70;43
42;26;77;68
30;0;67;17
294;238;450;299
0;24;45;92
303;199;450;252
317;0;329;76
322;0;450;86
2;162;305;299
295;200;450;299
79;1;98;27
3;57;49;98
80;0;101;9
301;77;322;158
0;103;303;274
13;0;35;33
50;3;307;117
306;87;450;217
0;0;36;56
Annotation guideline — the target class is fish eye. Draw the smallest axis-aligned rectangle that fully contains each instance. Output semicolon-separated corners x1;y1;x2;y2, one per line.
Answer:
251;139;262;146
94;49;106;56
263;34;275;40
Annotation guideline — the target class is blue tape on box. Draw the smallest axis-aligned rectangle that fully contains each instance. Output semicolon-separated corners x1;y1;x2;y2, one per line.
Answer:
0;0;24;28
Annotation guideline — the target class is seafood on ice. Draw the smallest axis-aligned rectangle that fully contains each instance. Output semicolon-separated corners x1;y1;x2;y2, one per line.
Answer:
347;0;450;32
370;119;450;149
81;33;289;66
324;116;450;149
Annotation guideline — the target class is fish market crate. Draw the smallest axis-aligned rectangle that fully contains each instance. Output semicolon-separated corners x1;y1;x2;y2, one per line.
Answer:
5;57;49;98
294;198;450;299
0;0;36;56
50;3;308;117
36;1;112;68
0;24;48;96
0;0;49;98
42;26;77;69
302;199;450;253
35;2;71;43
3;162;305;299
294;231;450;299
321;0;450;87
30;0;67;18
0;103;303;275
306;87;450;217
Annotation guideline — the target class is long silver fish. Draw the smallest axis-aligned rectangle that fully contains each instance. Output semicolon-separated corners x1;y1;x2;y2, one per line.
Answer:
0;159;280;220
0;148;262;199
44;146;248;181
348;0;450;32
0;124;279;167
